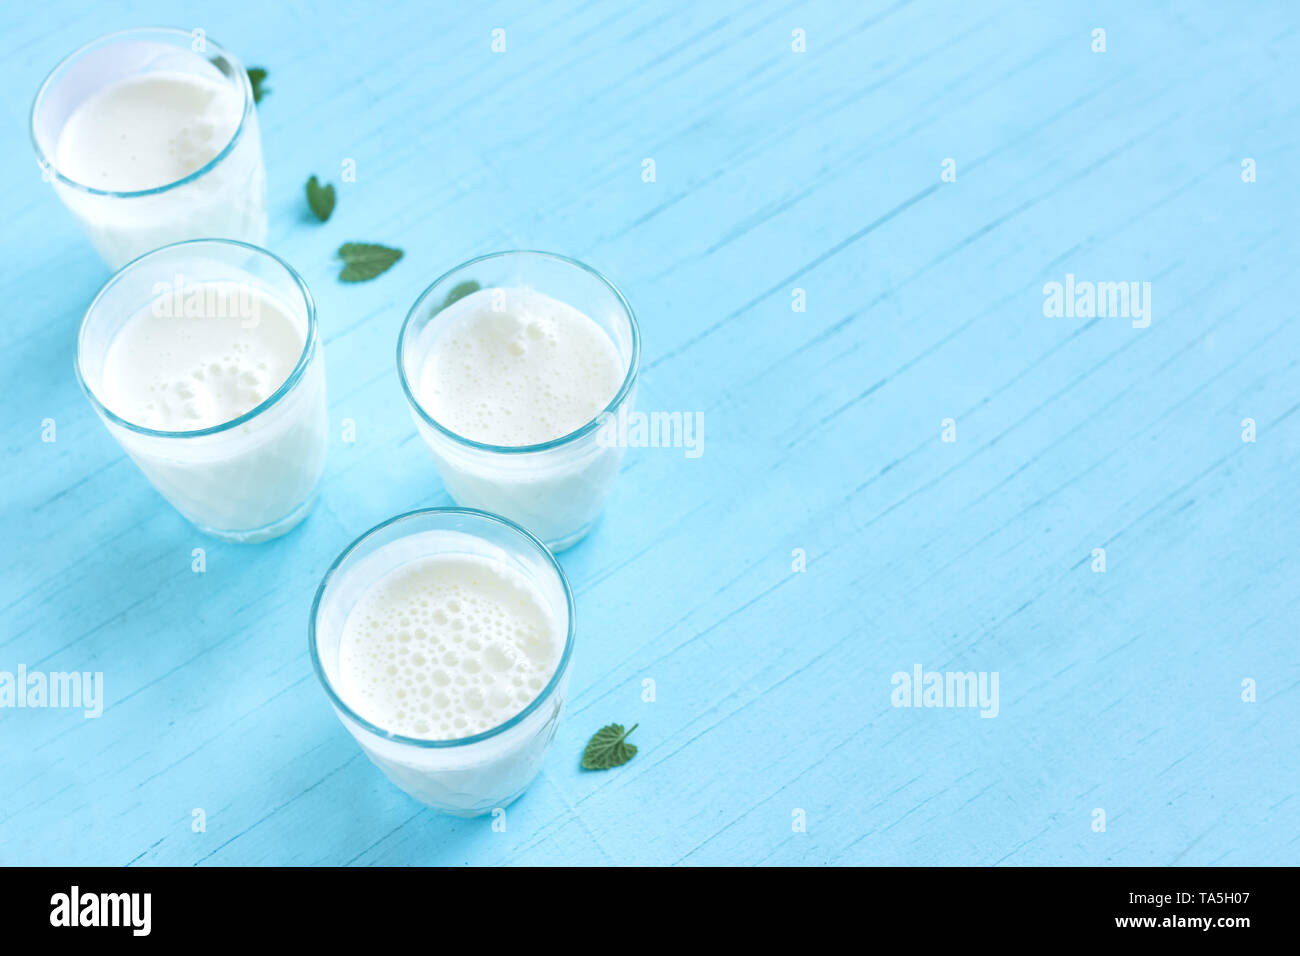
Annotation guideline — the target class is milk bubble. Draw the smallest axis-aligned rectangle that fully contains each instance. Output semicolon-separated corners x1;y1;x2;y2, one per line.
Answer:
337;554;563;739
417;290;623;447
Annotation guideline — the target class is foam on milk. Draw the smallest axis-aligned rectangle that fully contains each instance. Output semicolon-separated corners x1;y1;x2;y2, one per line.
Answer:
336;554;563;739
101;283;304;431
56;72;243;193
417;289;623;446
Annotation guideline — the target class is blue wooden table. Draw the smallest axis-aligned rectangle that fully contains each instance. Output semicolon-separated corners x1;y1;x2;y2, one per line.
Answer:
2;0;1297;866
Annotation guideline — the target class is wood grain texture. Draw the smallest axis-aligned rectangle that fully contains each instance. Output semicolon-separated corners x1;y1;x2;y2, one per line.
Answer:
1;0;1297;866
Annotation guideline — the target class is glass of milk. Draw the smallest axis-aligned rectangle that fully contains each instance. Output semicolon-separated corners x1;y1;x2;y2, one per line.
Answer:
75;239;328;542
398;252;640;551
30;27;267;270
310;508;577;816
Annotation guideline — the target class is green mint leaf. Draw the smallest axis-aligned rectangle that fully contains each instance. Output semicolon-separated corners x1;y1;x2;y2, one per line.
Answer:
582;723;638;770
443;280;481;308
247;67;269;104
336;243;403;283
306;175;336;222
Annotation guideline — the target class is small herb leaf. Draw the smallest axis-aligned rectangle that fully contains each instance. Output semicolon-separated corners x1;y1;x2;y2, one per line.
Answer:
582;723;639;770
336;243;403;283
247;67;269;104
306;175;336;222
443;280;481;308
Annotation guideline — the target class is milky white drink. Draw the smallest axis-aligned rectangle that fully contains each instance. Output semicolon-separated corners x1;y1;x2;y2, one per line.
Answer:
35;30;267;269
78;242;327;542
409;287;632;548
102;283;303;432
315;517;575;815
418;291;623;446
57;73;243;193
338;555;563;739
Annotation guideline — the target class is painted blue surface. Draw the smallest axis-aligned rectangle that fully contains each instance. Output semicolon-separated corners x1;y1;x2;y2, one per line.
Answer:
1;1;1297;866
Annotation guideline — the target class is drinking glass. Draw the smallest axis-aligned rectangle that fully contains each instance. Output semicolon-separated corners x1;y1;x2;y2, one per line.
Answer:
31;27;267;269
397;251;640;551
309;508;577;816
75;239;327;542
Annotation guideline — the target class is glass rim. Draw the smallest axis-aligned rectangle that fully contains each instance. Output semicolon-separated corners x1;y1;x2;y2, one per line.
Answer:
74;238;318;440
396;250;641;454
30;26;255;199
307;507;578;750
